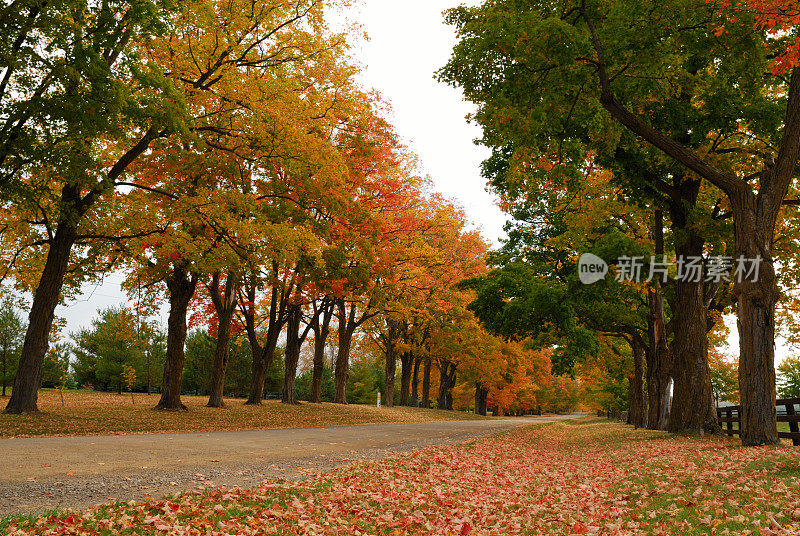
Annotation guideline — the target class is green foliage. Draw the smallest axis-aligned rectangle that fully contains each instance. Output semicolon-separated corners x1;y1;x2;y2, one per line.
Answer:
295;365;336;402
0;299;25;395
184;330;280;398
72;306;162;393
346;359;385;406
42;342;74;389
182;330;215;396
777;357;800;399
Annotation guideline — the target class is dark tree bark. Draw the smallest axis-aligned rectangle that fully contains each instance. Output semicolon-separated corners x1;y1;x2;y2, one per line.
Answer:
155;264;198;412
207;271;239;408
310;300;333;403
243;275;290;405
282;302;303;405
333;299;376;404
732;191;781;445
381;318;402;408
666;192;720;435
646;211;673;430
399;350;413;406
628;335;647;429
421;355;432;409
4;190;82;414
436;359;457;410
410;354;421;407
334;299;357;404
474;382;488;416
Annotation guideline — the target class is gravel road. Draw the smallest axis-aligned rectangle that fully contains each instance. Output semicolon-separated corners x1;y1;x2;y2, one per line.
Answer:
0;414;583;516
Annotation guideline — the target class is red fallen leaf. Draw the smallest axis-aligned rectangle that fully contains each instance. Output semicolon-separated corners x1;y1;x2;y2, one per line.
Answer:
41;464;51;467
460;522;473;535
571;521;588;534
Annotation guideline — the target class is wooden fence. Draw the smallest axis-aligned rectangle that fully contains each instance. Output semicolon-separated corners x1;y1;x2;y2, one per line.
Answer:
717;398;800;446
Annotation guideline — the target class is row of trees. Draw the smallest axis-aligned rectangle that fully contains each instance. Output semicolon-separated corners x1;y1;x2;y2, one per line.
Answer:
0;0;575;416
441;0;800;444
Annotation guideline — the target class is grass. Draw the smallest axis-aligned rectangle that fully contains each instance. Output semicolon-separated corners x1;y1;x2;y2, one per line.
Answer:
0;389;487;438
5;419;800;535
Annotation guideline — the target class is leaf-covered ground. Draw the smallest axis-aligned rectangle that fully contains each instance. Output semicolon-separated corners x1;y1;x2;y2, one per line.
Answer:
5;419;800;535
0;390;485;438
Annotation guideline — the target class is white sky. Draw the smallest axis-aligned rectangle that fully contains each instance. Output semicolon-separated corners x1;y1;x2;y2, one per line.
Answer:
336;0;506;242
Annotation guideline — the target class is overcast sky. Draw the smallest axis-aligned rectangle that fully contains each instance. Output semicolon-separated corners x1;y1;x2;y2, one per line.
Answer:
337;0;507;242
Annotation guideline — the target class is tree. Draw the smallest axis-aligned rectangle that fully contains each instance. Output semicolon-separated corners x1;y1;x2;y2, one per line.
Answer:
777;356;800;398
442;0;800;444
1;0;181;414
73;307;143;394
709;349;740;405
2;0;351;414
0;300;24;396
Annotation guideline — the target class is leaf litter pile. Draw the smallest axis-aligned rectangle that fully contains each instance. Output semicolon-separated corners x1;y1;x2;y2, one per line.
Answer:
5;420;800;535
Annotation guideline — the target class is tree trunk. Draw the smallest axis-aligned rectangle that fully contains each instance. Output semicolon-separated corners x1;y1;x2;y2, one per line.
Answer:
399;351;413;406
474;382;488;415
733;195;780;446
436;360;456;410
421;356;431;409
5;220;78;414
667;261;719;434
334;300;357;405
646;211;672;430
334;327;353;404
207;272;238;408
310;302;333;403
666;189;719;435
384;342;396;408
282;302;303;405
647;287;672;431
245;279;286;405
155;265;197;412
628;336;647;428
410;354;421;407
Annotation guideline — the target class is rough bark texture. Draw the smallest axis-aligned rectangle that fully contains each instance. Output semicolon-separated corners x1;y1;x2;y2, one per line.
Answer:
381;317;403;408
628;336;647;428
333;299;373;405
155;265;197;412
436;359;456;410
245;279;287;405
421;356;431;409
410;354;421;407
474;382;488;416
383;343;396;408
310;301;333;403
334;327;353;404
666;185;720;435
282;303;303;405
732;191;780;445
646;211;672;430
399;351;413;406
4;221;77;414
334;300;358;404
207;272;239;408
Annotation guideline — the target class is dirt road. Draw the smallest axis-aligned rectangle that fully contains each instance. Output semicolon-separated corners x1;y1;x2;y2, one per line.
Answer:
0;414;582;516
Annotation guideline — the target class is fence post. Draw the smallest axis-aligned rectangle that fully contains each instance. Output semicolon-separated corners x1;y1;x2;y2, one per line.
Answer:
785;402;800;447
